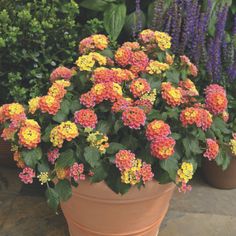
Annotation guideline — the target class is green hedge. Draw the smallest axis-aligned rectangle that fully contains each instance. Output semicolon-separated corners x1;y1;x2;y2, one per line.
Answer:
0;0;80;104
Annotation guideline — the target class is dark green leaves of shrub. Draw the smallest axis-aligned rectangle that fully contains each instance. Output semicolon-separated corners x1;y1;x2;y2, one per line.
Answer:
21;147;42;168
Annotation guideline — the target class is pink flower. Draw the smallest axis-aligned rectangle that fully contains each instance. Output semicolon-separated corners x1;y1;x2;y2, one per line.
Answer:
19;167;35;184
115;150;136;171
178;182;192;193
140;162;154;183
203;139;219;161
47;148;60;164
69;163;85;182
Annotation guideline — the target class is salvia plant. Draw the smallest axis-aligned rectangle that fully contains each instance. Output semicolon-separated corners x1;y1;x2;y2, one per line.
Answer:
0;30;234;211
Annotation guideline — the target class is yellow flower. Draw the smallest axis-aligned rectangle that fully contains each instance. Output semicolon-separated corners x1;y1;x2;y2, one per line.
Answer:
112;83;123;96
87;131;109;154
154;31;172;51
56;168;67;180
121;159;142;185
146;60;170;75
58;121;79;141
28;97;40;114
75;55;95;71
229;139;236;156
50;126;64;148
89;52;107;66
54;79;71;88
141;89;157;104
177;162;193;183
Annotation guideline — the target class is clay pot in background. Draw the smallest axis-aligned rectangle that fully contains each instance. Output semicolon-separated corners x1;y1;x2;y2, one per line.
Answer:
61;180;175;236
0;137;14;167
202;157;236;189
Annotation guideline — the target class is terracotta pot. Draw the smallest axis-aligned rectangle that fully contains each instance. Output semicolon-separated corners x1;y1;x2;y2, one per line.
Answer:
0;136;14;167
202;157;236;189
61;180;175;236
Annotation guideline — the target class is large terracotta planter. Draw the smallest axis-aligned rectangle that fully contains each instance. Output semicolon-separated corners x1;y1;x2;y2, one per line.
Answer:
61;180;175;236
202;157;236;189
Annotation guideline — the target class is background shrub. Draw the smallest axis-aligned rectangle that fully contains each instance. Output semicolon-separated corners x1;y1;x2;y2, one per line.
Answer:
0;0;80;104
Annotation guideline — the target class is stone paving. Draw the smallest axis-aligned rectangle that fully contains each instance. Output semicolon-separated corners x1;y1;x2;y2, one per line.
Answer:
0;166;236;236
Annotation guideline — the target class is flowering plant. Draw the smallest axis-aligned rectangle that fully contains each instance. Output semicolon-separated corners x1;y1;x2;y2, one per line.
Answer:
0;29;232;210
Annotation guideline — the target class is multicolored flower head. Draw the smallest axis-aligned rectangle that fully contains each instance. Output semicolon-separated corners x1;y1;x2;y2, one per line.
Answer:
130;78;151;98
18;125;41;149
150;136;175;159
122;107;146;129
74;109;98;129
87;131;109;154
37;172;50;185
203;139;219;160
79;34;108;54
50;66;73;82
115;150;136;171
146;120;171;141
205;84;228;115
161;82;183;107
39;95;60;115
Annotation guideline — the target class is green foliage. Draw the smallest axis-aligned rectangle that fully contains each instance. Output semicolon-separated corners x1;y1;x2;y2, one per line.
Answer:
84;146;101;168
55;179;72;201
103;3;127;41
21;147;42;168
0;0;80;104
55;149;75;169
46;187;60;212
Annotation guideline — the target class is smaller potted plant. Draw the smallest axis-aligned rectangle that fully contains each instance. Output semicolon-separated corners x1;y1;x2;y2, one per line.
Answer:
0;29;231;236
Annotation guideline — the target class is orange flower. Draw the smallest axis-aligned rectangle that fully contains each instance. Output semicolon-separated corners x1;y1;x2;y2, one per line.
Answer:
50;66;73;82
48;82;67;100
28;97;40;114
13;151;25;169
130;51;149;74
205;91;228;115
122;107;146;129
161;82;183;107
130;78;151;98
39;95;60;115
146;120;171;141
74;109;98;129
115;47;132;67
150;136;175;159
2;103;25;121
18;126;41;149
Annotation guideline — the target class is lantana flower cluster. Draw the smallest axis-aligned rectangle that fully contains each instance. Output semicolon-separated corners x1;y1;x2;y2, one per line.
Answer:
0;29;232;203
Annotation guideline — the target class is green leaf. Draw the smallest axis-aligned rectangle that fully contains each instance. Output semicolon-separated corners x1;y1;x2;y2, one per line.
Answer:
56;149;75;169
121;135;138;151
90;162;109;183
80;0;110;11
53;110;67;123
84;146;100;168
103;3;127;40
96;120;111;134
38;159;50;172
106;142;125;154
172;133;181;140
114;119;123;133
160;157;178;181
124;10;146;34
147;109;160;121
42;124;55;142
100;48;114;58
55;179;72;201
60;99;70;115
212;117;231;134
21;147;42;168
46;187;60;212
70;99;82;113
166;70;180;84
